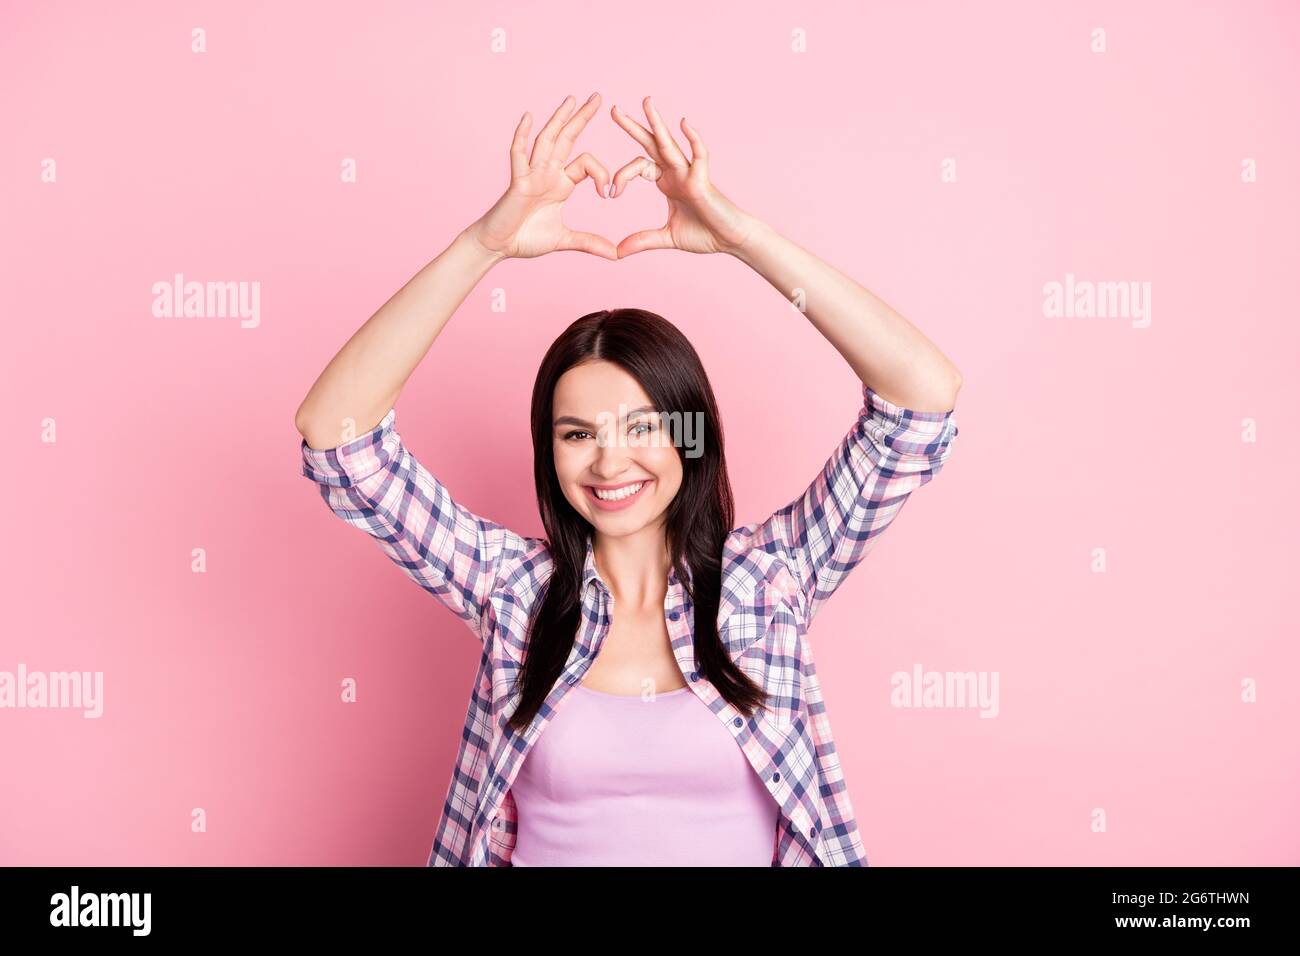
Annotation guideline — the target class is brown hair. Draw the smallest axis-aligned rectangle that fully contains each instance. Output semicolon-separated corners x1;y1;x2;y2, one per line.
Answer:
506;308;767;733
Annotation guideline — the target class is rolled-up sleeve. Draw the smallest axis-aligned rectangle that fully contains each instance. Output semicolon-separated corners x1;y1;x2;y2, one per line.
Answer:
300;408;531;642
750;382;959;623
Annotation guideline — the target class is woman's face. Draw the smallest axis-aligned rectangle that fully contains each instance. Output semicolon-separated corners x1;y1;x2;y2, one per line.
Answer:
551;360;683;536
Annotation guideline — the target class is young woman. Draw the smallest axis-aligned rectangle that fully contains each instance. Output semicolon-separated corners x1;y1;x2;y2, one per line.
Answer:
296;92;962;867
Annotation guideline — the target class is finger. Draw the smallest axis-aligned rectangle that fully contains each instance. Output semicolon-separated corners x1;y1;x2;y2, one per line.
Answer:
642;96;689;169
509;111;532;180
552;92;601;163
610;104;664;164
616;226;674;258
558;228;619;261
565;152;612;199
679;116;709;180
529;94;577;168
609;156;661;198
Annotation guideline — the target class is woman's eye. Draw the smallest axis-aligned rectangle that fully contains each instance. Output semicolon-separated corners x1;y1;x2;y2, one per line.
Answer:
563;422;653;442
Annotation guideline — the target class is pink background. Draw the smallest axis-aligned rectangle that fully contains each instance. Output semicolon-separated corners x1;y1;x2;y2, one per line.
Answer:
2;0;1297;865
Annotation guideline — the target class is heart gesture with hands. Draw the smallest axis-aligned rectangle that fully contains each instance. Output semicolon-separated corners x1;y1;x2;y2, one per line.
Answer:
606;96;757;257
467;92;758;263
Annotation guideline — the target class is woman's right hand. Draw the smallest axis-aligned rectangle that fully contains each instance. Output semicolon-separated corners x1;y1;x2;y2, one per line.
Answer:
466;93;617;262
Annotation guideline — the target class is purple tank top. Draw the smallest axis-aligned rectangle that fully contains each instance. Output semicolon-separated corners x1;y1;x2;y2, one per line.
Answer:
509;682;780;866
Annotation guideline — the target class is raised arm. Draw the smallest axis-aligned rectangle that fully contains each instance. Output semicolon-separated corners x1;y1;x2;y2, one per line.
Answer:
607;94;962;410
296;93;618;637
745;382;957;621
295;92;618;447
610;96;962;619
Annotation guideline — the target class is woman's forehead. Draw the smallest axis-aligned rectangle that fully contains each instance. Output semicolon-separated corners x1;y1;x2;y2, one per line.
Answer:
553;362;654;415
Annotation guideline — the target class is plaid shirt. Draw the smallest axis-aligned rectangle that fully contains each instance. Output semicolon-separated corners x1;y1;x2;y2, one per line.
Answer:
300;381;958;866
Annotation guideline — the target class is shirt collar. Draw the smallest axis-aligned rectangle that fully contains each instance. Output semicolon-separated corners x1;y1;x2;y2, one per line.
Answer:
580;535;692;594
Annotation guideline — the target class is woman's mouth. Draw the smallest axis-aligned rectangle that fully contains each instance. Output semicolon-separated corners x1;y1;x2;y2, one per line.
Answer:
584;479;652;511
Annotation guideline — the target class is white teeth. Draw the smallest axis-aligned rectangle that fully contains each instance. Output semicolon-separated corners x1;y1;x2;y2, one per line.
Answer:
593;481;645;501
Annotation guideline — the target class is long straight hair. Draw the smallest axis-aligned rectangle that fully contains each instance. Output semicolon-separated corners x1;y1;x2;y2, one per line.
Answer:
506;308;768;733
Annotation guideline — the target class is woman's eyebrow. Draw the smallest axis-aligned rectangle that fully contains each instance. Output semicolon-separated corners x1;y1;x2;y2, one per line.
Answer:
553;404;658;429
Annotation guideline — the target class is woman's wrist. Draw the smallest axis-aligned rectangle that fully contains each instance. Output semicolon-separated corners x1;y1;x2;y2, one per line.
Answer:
460;221;510;267
722;213;773;263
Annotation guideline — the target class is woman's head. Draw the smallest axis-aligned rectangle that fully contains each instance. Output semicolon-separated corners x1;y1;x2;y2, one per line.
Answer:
550;358;683;542
506;308;768;733
532;308;717;556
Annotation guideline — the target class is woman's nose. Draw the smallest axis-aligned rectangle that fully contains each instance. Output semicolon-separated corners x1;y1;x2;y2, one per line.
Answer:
590;432;631;476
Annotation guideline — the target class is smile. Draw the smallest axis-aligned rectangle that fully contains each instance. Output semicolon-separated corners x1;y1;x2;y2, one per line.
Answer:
584;479;651;510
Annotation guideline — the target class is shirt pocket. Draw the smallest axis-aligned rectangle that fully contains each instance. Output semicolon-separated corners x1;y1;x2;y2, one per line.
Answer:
719;603;765;660
734;609;806;736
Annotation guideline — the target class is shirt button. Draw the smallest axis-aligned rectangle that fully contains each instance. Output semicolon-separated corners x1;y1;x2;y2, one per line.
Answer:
772;772;781;783
733;717;742;727
689;672;699;682
492;818;505;831
668;610;680;621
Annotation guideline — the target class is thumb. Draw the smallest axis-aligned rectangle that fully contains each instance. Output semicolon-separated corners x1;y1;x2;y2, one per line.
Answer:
556;229;618;261
615;227;674;258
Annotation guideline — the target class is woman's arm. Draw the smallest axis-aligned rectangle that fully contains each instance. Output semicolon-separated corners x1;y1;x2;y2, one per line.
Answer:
727;222;962;412
295;92;617;450
607;95;962;412
295;94;615;641
294;228;502;450
611;96;961;620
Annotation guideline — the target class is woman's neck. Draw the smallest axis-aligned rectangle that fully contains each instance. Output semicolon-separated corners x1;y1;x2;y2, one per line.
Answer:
592;529;673;609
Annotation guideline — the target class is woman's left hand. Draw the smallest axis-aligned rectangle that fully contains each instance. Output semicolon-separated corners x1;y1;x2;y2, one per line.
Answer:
609;97;759;257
